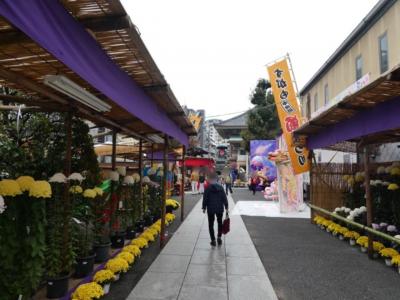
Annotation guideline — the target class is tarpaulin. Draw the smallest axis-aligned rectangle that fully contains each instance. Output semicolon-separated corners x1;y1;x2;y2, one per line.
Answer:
0;0;188;146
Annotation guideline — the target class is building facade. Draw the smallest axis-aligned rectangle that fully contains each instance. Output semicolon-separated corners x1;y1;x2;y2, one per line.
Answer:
203;119;227;158
215;112;249;171
299;0;399;164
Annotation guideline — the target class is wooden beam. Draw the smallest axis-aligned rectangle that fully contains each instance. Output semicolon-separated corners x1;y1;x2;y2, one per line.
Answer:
167;111;186;117
138;139;143;217
0;66;150;141
111;130;117;171
143;84;169;92
363;146;374;259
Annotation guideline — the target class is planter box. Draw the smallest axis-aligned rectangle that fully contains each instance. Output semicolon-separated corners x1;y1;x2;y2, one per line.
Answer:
349;239;356;246
46;274;69;299
361;246;368;253
94;243;111;262
74;254;96;278
103;283;111;294
385;258;393;267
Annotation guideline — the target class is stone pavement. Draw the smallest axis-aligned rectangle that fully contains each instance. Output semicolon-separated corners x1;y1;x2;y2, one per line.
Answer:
127;195;277;300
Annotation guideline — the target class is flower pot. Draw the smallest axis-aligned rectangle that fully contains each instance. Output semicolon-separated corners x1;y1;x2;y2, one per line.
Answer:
373;252;379;259
166;206;174;214
74;254;96;278
46;274;69;299
332;231;337;237
126;226;136;239
115;273;120;281
103;283;111;294
385;258;393;267
361;246;368;253
111;232;125;248
398;266;400;274
339;235;344;241
135;220;144;233
94;242;111;262
326;228;331;233
349;239;356;246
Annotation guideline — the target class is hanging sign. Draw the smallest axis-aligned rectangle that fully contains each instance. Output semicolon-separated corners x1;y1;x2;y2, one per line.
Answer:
267;58;310;174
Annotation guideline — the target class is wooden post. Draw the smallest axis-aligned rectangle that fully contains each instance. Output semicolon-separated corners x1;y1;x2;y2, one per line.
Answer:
363;145;373;258
138;139;143;217
160;135;169;248
181;145;186;222
111;130;117;171
150;143;154;167
61;112;72;268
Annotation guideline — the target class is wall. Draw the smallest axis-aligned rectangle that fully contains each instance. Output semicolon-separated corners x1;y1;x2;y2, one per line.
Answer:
301;1;400;118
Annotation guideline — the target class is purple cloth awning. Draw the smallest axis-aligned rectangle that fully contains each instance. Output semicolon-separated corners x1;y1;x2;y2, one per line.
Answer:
307;96;400;149
147;151;177;160
0;0;188;146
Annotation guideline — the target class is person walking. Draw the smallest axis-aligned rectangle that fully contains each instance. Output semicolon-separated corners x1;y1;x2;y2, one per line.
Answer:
190;171;198;194
198;172;205;194
202;172;228;246
250;174;259;195
225;174;233;195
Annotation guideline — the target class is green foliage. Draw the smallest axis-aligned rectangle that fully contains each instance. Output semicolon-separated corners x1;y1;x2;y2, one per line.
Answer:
93;191;111;244
241;79;281;151
0;194;46;299
72;194;94;258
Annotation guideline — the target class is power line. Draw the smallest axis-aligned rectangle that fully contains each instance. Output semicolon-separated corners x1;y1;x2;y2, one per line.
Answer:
206;110;248;119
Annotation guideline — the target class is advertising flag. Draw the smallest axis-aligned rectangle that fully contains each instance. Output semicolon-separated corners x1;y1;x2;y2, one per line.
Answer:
267;58;310;174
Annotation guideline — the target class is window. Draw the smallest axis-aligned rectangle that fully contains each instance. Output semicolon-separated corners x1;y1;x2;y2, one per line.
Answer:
324;84;329;105
314;93;318;112
355;55;363;80
379;33;388;73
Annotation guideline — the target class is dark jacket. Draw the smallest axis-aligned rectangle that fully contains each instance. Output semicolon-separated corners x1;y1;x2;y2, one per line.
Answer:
202;183;228;214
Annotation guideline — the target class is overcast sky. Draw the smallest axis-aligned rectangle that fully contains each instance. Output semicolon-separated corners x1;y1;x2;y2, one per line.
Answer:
121;0;379;120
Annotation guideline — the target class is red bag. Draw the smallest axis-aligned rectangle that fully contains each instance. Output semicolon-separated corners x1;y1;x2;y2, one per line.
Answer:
222;214;230;235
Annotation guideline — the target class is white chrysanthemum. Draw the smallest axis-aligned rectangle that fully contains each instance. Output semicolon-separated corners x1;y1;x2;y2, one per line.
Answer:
123;176;135;185
375;180;383;185
344;208;351;213
142;176;151;183
385;166;392;174
68;172;85;182
49;173;67;183
377;166;386;174
370;180;376;186
359;206;367;213
334;207;340;213
341;206;346;210
347;215;354;221
132;173;141;183
0;195;6;214
109;171;119;182
117;166;126;176
392;162;400;167
394;235;400;240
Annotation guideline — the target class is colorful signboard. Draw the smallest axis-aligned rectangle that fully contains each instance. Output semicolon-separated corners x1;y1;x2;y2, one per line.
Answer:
250;140;277;181
267;58;310;174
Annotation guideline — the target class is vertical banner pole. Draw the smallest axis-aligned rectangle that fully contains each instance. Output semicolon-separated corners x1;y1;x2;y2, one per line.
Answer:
160;135;169;248
181;145;186;222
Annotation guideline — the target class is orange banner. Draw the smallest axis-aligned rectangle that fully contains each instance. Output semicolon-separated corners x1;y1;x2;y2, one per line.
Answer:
267;58;310;174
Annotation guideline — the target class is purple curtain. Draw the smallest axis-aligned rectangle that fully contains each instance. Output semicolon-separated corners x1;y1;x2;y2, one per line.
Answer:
307;96;400;149
0;0;188;146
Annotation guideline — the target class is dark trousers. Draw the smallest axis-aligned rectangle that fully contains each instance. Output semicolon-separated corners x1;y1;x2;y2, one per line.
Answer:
250;184;256;195
225;183;233;195
208;212;223;241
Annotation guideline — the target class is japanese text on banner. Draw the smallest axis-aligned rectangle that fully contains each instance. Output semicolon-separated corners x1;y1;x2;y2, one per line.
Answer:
267;59;310;174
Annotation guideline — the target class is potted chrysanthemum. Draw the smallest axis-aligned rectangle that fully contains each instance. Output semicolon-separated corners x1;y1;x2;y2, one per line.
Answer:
356;236;369;252
391;255;400;274
380;248;399;266
122;245;141;258
166;198;180;214
117;251;135;267
72;188;97;278
344;231;360;246
93;269;115;294
105;257;129;280
71;282;104;300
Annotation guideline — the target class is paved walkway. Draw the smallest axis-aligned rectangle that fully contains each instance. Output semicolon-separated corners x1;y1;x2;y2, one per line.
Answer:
127;195;277;300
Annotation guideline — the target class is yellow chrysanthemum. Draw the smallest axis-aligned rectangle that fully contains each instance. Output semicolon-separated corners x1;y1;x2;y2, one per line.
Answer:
342;175;349;181
70;185;83;194
122;245;141;257
379;248;399;258
83;189;97;198
356;236;368;247
105;258;129;274
117;251;135;265
390;167;400;176
388;183;399;191
150;223;161;233
391;255;400;266
373;241;385;252
0;179;22;197
131;237;148;249
29;181;52;198
93;269;115;285
16;176;34;192
344;231;360;240
166;213;175;223
72;282;104;300
145;228;158;238
166;199;180;209
93;187;103;196
354;172;364;183
140;231;155;242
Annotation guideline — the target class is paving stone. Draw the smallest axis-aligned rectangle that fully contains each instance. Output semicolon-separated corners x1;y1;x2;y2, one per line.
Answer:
178;284;228;300
148;254;191;273
184;264;227;288
228;274;278;300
